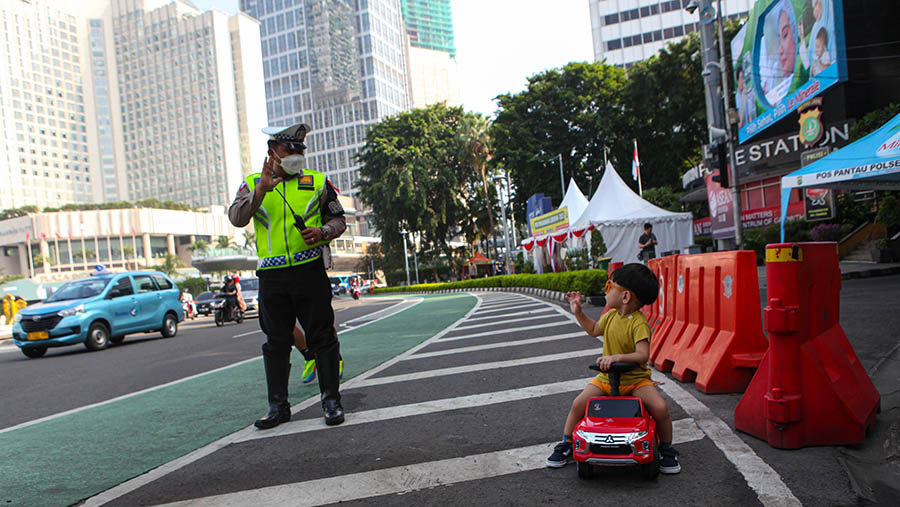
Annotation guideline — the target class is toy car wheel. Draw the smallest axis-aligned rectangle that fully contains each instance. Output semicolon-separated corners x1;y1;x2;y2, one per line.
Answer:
576;460;594;480
161;313;178;338
641;438;660;480
22;346;47;359
109;335;125;345
84;322;110;351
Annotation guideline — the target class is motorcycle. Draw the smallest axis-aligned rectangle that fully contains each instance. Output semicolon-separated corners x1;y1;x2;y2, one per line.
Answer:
213;295;244;326
350;285;361;300
182;300;196;320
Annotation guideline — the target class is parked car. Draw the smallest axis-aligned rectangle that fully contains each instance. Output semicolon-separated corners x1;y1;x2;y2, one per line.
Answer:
12;271;184;359
238;277;259;314
195;291;216;316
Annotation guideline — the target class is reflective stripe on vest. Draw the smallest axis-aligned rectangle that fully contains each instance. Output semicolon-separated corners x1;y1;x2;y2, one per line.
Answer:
244;171;328;271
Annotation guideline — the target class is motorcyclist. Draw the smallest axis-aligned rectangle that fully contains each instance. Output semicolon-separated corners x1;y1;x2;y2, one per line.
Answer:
181;289;196;318
222;276;238;319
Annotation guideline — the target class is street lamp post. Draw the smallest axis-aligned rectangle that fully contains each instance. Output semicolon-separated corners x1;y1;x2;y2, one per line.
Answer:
557;153;565;201
402;231;411;286
689;0;743;249
494;176;513;274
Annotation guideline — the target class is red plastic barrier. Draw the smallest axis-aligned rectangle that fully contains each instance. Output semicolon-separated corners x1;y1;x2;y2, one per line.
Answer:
608;261;624;274
647;255;679;359
734;242;880;448
650;251;766;393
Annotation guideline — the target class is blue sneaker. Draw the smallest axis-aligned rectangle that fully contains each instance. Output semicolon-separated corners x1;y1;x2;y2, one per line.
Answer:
660;446;681;474
545;441;573;468
301;359;316;384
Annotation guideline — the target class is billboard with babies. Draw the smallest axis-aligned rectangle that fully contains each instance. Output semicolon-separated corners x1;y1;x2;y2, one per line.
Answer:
731;0;846;143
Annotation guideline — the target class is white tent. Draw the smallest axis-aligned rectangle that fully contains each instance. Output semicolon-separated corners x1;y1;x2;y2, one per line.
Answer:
571;162;694;263
558;177;590;225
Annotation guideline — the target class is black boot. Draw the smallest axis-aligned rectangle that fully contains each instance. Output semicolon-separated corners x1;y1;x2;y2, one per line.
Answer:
254;350;292;430
315;340;344;425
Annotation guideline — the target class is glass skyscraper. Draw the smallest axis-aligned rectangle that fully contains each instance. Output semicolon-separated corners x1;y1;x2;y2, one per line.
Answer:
240;0;411;198
400;0;455;58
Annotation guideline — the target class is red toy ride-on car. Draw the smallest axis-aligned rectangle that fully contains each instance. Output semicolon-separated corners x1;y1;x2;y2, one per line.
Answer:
572;362;660;480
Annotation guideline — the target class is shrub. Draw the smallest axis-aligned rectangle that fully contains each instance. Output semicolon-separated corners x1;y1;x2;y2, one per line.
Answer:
810;223;841;242
876;194;900;235
372;269;608;296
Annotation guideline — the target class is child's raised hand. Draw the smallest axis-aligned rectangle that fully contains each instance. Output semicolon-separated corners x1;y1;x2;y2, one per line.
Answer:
566;291;582;314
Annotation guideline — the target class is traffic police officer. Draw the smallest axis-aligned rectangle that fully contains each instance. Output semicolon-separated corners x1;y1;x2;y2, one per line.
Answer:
228;123;346;429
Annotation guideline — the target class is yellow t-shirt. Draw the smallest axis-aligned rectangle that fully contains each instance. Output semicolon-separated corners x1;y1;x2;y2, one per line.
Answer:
593;309;651;386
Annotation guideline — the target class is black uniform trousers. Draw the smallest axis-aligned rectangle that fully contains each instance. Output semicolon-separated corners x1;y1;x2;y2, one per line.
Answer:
257;256;340;408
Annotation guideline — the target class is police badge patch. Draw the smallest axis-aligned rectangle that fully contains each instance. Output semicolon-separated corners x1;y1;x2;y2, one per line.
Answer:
297;174;315;190
328;200;344;215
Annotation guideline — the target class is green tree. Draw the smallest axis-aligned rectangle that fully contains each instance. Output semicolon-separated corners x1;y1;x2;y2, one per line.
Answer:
358;103;486;268
457;114;498;258
215;235;234;249
242;230;255;249
850;103;900;142
190;240;209;255
155;253;182;277
491;62;628;226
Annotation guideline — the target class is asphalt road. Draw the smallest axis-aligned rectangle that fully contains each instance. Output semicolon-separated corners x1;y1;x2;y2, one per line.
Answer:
2;276;898;507
0;295;399;429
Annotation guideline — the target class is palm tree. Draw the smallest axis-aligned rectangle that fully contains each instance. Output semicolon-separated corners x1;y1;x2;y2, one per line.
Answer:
189;239;209;255
242;230;255;249
458;114;497;260
215;235;234;249
155;253;181;277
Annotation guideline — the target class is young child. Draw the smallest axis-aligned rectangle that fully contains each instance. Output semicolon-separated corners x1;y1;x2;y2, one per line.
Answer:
810;27;830;77
545;263;681;474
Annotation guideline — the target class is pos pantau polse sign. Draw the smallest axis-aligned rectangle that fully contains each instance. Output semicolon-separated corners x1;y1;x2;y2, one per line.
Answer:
530;207;569;236
731;0;847;144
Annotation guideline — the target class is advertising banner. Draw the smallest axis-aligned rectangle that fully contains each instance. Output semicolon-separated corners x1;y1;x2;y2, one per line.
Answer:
705;171;735;240
530;207;569;236
693;201;805;236
731;0;847;143
804;188;835;221
526;193;554;236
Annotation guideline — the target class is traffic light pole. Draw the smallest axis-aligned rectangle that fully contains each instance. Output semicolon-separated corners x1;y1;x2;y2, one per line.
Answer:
716;0;743;249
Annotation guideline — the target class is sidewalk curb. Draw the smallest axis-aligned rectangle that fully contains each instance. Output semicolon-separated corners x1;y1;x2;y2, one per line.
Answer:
841;266;900;280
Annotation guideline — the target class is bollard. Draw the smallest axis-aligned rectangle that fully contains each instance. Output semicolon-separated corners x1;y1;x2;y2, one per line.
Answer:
734;242;880;448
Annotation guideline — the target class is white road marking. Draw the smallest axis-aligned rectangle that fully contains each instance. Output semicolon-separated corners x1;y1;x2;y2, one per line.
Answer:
80;293;483;507
237;378;591;442
471;301;542;312
406;331;588;360
654;371;802;507
463;307;555;322
440;321;578;342
453;313;562;331
156;420;705;507
349;348;603;389
232;329;262;338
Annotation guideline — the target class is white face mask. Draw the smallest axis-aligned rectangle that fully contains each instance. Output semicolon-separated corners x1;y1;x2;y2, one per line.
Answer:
278;154;305;175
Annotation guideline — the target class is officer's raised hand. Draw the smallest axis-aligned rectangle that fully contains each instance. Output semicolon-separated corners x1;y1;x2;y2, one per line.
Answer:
257;156;283;194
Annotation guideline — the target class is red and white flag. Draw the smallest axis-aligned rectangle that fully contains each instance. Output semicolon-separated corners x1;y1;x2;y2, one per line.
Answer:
632;139;643;196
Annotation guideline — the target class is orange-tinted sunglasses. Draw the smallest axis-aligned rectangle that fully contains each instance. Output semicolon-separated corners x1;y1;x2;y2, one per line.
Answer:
604;279;629;294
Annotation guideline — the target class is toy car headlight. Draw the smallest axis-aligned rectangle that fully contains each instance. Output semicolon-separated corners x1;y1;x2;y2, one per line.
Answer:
624;430;648;444
58;304;85;317
14;312;24;323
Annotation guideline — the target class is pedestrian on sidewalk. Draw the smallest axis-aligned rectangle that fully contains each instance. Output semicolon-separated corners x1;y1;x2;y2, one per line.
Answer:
228;122;347;429
638;223;657;265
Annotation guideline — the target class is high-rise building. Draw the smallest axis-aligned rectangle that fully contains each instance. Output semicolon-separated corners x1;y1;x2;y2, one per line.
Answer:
400;0;460;108
0;0;266;211
240;0;411;198
400;0;455;58
106;0;266;208
589;0;752;67
0;0;98;209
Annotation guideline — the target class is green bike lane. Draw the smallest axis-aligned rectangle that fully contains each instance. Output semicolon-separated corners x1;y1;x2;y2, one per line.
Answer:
0;293;475;507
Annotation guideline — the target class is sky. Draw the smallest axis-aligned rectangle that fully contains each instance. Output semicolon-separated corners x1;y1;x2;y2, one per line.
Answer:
191;0;594;118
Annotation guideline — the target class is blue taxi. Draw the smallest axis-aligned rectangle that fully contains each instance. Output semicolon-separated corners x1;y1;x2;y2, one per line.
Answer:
12;270;184;359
